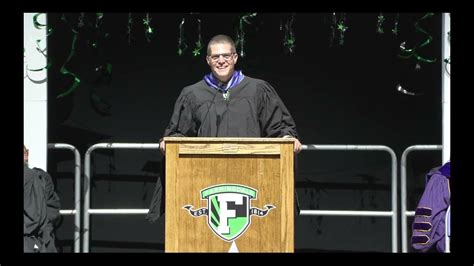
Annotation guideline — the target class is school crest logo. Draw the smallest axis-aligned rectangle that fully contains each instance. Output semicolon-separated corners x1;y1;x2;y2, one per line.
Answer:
183;184;275;242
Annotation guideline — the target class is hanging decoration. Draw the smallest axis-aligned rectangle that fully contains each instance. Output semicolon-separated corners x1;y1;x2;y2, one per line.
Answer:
329;13;337;47
33;13;53;36
392;13;399;35
96;13;104;29
177;17;187;56
376;13;385;34
77;12;85;28
143;13;154;43
56;14;81;98
396;83;422;96
282;13;296;54
177;13;202;57
444;30;450;76
25;39;52;81
396;59;424;97
57;34;81;98
192;17;203;56
337;13;348;45
443;57;450;76
34;13;444;101
25;13;52;81
127;13;133;44
235;13;257;57
398;13;437;64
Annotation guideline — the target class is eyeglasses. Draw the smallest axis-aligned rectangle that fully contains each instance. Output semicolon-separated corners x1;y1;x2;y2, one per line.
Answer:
208;53;236;62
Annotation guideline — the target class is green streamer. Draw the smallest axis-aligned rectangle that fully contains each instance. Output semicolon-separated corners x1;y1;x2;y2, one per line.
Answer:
25;13;53;82
192;18;202;56
329;13;337;47
26;39;52;72
398;13;437;63
177;18;187;56
235;13;257;57
57;33;81;98
127;13;133;44
33;13;46;29
337;13;348;45
143;13;154;43
376;13;385;34
392;13;399;35
283;13;296;54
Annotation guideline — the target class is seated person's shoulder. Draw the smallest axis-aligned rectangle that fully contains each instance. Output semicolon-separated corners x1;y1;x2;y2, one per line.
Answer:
32;167;47;174
32;167;53;180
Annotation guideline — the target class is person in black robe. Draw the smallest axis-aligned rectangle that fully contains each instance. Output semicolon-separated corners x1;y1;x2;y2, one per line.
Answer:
24;145;61;252
146;34;301;223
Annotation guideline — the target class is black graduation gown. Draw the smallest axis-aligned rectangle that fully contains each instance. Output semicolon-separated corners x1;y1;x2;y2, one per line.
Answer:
146;76;299;222
24;166;61;252
163;76;298;138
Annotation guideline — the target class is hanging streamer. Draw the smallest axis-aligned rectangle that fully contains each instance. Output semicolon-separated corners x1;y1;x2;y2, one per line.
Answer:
398;13;437;64
57;33;81;98
127;13;133;44
56;14;81;98
282;13;296;54
337;13;348;45
376;13;385;34
444;30;451;76
235;13;257;57
192;17;202;56
329;12;337;47
25;13;52;83
392;13;400;35
177;18;187;56
143;13;154;43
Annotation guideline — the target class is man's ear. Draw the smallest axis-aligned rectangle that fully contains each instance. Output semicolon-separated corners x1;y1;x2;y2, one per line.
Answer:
233;54;238;64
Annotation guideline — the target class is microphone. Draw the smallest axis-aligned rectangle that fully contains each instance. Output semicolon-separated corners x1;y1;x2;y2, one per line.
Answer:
198;88;220;136
216;115;221;137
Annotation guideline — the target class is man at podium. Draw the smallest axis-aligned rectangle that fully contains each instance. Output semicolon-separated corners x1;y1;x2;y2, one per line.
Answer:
158;34;302;153
147;34;302;226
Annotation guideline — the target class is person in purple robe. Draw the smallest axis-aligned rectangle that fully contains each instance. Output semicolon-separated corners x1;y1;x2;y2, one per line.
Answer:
411;161;450;252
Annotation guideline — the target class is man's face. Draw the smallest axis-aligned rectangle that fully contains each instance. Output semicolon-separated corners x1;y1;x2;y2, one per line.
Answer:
206;42;238;83
24;146;29;165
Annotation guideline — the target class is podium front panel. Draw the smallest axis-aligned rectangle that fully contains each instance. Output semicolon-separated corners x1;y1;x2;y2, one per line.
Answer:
164;138;294;252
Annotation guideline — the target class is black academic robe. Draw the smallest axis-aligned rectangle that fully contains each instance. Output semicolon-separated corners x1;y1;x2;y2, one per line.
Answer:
24;166;61;252
163;76;299;138
146;76;299;222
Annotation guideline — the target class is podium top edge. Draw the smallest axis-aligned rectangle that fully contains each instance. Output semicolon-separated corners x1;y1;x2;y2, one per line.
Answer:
163;137;295;143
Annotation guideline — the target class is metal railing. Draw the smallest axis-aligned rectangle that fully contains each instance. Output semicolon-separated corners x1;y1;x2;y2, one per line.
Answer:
83;143;160;252
400;145;442;253
47;143;81;253
81;143;398;252
298;145;398;252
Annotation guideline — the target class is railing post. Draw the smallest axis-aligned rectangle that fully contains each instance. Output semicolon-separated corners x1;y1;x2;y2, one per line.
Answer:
83;143;160;253
48;143;81;253
299;145;398;252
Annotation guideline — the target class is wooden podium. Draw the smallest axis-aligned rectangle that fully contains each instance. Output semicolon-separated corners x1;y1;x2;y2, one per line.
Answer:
164;137;294;252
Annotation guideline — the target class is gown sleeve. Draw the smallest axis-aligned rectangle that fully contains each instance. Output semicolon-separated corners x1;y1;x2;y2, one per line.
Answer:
163;89;197;138
24;167;47;235
42;170;61;226
411;172;450;252
258;82;299;139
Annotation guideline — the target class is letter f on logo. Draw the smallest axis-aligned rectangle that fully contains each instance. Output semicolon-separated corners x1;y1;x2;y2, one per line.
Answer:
216;194;242;234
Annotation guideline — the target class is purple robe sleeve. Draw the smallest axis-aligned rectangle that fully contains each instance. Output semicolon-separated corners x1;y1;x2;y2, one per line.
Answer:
411;172;450;252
